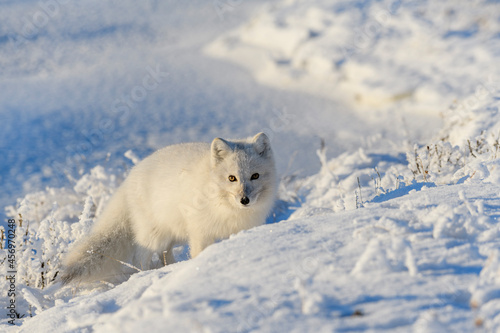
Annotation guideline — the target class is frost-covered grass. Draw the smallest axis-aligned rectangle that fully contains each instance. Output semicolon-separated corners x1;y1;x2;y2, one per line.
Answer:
0;166;123;316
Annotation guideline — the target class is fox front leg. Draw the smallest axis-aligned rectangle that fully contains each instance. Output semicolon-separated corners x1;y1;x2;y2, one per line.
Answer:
189;235;215;259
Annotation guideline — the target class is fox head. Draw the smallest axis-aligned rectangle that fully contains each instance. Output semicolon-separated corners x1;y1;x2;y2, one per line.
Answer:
210;132;277;209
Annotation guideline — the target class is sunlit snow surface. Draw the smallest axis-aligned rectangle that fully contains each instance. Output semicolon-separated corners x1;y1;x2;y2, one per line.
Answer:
1;0;500;331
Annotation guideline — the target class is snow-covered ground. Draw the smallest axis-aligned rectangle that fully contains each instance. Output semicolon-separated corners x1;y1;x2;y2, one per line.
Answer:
2;0;500;331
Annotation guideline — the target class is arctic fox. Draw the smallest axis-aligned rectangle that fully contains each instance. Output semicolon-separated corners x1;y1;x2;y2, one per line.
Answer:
61;133;277;284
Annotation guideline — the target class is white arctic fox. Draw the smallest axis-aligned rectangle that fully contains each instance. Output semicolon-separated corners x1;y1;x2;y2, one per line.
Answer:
61;133;277;284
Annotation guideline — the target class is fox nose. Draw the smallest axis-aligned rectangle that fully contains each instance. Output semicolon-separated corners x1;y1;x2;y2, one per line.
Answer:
240;196;250;205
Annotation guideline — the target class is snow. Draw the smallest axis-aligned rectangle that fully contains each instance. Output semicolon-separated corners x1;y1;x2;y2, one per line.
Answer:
205;0;500;119
2;0;500;332
9;181;500;332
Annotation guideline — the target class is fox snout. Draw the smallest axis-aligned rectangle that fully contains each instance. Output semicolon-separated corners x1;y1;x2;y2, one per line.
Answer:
240;196;250;205
238;183;254;206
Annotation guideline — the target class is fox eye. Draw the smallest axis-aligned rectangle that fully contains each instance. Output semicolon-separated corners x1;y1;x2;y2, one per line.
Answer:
251;173;260;180
228;175;237;182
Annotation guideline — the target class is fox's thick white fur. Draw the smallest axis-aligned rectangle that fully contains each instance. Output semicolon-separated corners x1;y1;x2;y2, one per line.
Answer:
61;133;277;284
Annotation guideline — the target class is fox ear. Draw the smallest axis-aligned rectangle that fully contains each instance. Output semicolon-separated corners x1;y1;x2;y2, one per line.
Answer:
211;137;231;164
252;132;271;157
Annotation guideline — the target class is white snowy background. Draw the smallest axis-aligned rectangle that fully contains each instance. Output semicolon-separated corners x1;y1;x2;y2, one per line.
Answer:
1;0;500;331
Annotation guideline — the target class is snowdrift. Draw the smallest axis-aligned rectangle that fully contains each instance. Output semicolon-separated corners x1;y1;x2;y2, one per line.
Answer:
11;182;500;333
2;0;500;331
